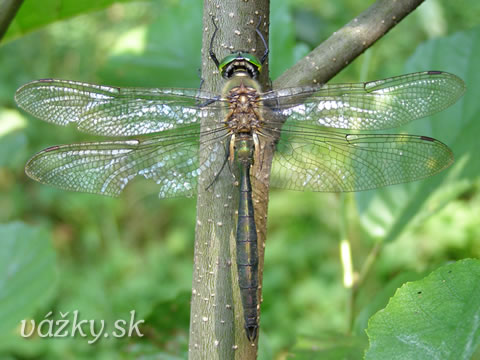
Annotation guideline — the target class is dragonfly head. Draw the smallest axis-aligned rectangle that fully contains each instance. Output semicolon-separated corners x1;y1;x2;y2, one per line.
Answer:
218;52;262;80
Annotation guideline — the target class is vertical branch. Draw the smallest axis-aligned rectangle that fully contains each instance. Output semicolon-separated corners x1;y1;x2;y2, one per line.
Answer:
189;1;269;359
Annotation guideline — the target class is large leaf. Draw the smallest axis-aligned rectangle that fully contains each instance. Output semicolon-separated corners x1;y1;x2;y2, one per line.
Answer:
99;0;202;88
357;27;480;242
354;272;423;337
0;222;56;347
365;259;480;359
3;0;139;42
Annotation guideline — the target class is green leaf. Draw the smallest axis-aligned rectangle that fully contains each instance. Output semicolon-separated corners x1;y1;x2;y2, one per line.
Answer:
289;334;367;359
99;0;202;88
365;259;480;359
3;0;139;42
354;272;423;337
357;27;480;242
0;222;56;345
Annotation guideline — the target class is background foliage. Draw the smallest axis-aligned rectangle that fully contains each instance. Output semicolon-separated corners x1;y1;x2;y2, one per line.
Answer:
0;0;479;359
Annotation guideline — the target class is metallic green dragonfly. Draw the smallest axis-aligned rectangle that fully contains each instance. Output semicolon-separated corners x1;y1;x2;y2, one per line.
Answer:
15;24;465;340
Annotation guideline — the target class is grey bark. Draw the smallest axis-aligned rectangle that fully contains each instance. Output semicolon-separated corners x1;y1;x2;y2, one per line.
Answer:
189;2;269;359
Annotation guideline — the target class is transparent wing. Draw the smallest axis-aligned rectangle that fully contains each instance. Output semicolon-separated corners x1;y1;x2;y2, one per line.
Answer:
15;79;224;136
263;71;465;130
25;127;227;198
268;127;453;192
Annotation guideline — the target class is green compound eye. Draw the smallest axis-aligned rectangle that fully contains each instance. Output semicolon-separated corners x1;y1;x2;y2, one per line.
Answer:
240;53;262;71
218;52;262;77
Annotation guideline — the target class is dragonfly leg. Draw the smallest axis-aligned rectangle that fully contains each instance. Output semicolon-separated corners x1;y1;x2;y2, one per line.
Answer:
255;16;269;65
196;95;221;107
205;136;235;192
229;133;236;165
252;132;260;166
197;69;204;91
209;16;220;68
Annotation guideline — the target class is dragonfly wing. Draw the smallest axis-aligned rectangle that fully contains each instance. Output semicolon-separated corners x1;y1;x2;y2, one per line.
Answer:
25;128;225;198
15;79;223;136
264;71;465;130
268;128;453;192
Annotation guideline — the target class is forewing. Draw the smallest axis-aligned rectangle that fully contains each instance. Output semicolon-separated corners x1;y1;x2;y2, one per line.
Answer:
269;127;453;192
15;79;223;136
25;128;226;198
264;71;465;130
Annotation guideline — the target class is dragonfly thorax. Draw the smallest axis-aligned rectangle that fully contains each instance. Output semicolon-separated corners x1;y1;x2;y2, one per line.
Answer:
224;80;263;136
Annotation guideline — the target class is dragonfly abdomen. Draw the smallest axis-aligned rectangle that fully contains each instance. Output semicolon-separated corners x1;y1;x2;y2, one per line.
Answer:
235;140;259;341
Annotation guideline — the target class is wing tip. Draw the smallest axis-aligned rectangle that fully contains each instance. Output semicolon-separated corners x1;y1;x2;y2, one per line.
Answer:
427;70;467;95
15;79;55;112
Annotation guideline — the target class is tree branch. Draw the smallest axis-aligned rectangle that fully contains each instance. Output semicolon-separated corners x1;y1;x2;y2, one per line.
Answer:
0;0;23;42
274;0;425;89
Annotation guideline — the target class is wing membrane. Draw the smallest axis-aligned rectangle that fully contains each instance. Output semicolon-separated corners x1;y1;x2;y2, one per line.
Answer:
15;79;223;136
19;71;461;196
264;71;465;130
268;128;453;192
25;129;227;198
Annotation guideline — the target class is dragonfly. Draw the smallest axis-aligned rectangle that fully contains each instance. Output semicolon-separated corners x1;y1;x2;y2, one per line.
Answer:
15;19;465;341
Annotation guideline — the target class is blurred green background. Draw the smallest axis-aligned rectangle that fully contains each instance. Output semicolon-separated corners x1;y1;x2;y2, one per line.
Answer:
0;0;479;359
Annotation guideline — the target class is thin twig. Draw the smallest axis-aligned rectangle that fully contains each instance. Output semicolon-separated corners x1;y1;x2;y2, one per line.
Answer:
0;0;24;42
274;0;425;89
